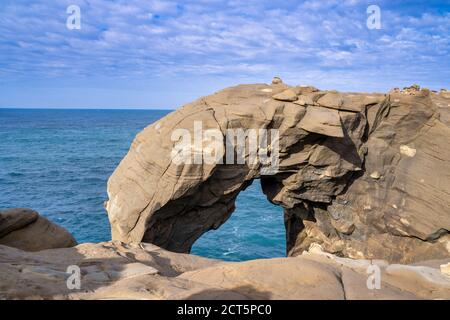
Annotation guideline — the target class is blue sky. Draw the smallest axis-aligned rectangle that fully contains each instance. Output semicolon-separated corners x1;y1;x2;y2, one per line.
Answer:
0;0;449;109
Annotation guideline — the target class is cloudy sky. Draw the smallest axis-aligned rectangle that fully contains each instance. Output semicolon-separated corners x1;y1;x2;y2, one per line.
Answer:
0;0;449;108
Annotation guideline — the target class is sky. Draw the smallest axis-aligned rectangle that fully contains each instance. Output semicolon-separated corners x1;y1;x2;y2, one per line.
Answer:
0;0;449;109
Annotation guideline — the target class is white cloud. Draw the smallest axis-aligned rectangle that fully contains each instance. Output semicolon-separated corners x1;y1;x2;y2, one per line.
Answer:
0;0;448;92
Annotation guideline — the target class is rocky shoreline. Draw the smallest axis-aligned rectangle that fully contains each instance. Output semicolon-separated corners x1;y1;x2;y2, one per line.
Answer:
1;237;449;299
1;79;449;299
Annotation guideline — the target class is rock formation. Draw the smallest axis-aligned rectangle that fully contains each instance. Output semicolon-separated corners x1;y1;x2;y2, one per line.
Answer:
1;241;449;299
0;208;77;251
106;79;450;264
1;79;450;300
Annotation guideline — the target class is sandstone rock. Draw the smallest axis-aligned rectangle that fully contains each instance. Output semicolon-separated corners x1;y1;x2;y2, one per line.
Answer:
399;144;416;157
0;208;38;238
402;84;421;95
383;264;450;298
0;242;449;300
301;251;450;300
293;94;314;106
106;82;450;264
178;257;346;299
363;95;383;106
294;85;319;94
441;263;450;277
370;171;381;179
272;88;298;101
328;203;356;235
297;106;344;138
0;208;77;251
272;77;283;84
440;90;450;99
317;92;344;109
420;88;431;97
316;92;382;112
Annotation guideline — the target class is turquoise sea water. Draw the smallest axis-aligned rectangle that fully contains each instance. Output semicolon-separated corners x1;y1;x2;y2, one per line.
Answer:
0;108;285;261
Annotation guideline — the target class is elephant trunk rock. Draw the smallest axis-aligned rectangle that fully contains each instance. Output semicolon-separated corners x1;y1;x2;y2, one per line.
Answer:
106;81;450;264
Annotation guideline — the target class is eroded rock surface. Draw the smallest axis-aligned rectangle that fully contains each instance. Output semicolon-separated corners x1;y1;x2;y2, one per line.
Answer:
1;241;449;300
0;208;77;251
106;80;450;263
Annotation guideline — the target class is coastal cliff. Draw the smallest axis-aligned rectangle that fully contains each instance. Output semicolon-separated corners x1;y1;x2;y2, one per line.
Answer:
106;79;450;264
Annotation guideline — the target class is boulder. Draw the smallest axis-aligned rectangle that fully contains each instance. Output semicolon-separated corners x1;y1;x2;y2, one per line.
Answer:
0;208;77;251
271;76;283;84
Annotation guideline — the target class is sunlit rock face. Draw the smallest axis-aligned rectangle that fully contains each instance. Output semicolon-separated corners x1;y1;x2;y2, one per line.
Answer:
106;80;450;263
1;241;449;299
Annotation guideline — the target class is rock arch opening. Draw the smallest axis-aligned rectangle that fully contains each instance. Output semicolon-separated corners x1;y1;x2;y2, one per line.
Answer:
191;179;285;261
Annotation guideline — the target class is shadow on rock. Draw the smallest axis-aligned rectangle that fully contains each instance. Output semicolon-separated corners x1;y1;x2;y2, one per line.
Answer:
184;285;272;300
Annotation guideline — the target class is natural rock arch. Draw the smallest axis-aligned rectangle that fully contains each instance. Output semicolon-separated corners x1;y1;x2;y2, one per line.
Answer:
190;179;286;260
106;81;450;263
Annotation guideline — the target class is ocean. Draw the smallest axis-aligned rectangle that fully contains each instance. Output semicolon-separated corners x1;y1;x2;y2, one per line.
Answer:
0;108;285;261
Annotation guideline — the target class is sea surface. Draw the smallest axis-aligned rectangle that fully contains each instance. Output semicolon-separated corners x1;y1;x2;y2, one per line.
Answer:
0;108;285;261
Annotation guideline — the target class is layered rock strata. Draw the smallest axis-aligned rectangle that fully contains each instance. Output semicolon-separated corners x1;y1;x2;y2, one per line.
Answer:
106;79;450;263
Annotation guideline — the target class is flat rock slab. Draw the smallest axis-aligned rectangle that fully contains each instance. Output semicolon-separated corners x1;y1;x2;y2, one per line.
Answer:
298;106;344;137
272;88;298;102
317;92;344;109
317;92;383;112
